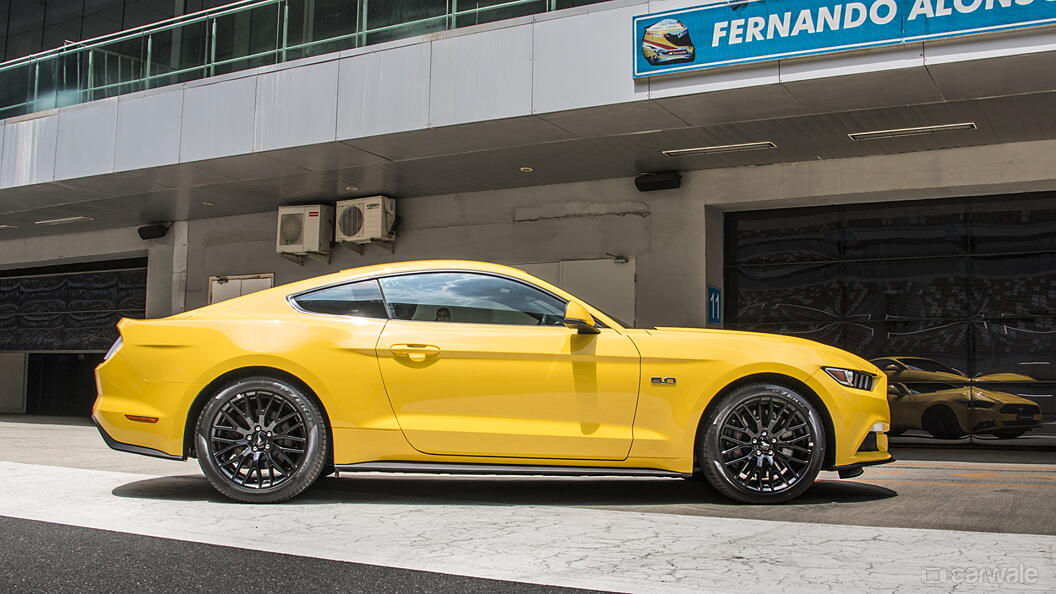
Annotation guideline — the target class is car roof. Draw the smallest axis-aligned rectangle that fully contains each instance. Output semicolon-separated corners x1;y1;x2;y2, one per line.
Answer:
175;260;624;328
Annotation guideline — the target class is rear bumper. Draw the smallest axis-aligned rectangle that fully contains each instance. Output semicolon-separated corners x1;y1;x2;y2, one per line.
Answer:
93;353;195;459
92;414;185;461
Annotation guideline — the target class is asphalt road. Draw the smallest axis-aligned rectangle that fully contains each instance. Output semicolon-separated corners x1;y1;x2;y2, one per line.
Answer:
2;416;1055;592
0;516;595;594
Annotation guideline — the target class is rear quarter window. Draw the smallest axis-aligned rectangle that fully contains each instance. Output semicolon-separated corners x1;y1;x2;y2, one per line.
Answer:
293;279;388;319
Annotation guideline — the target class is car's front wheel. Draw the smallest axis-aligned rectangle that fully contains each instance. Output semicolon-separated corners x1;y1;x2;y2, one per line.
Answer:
195;376;329;503
698;383;825;504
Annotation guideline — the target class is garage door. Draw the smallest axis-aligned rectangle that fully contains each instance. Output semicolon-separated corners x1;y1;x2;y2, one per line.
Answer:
0;259;146;352
0;258;147;417
725;192;1056;448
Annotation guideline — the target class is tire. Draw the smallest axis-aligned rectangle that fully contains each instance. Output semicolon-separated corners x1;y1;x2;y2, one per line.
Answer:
922;406;966;440
697;383;826;504
195;376;329;503
992;429;1027;440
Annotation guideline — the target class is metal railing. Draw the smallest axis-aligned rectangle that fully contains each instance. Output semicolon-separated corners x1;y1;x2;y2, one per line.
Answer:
0;0;605;121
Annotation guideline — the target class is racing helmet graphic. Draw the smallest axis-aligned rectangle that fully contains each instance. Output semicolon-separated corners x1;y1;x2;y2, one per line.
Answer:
642;19;696;66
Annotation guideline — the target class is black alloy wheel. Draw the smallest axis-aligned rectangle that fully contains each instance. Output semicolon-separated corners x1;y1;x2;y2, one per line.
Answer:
698;383;825;504
196;376;329;503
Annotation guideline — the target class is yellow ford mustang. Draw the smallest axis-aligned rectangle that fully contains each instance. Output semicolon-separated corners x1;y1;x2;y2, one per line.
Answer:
93;260;892;504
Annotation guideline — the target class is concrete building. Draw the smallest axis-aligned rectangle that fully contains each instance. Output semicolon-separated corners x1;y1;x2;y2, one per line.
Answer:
0;0;1053;451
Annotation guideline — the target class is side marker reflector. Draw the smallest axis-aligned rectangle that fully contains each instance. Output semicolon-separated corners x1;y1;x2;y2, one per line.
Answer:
125;415;159;423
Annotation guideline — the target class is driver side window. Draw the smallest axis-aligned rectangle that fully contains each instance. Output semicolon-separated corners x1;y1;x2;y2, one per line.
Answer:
377;272;566;326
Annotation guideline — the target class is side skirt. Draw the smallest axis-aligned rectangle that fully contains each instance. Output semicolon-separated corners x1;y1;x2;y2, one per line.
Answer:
334;461;691;478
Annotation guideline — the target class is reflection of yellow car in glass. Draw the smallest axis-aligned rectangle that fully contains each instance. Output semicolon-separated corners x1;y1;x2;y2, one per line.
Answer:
872;357;1042;440
872;356;1035;383
886;383;1041;440
642;19;696;66
94;261;892;504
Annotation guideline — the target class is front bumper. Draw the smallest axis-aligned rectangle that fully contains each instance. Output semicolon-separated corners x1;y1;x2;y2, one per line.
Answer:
831;455;895;478
808;368;893;469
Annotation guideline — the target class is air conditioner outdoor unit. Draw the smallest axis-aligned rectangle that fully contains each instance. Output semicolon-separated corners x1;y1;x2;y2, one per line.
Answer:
335;196;396;244
276;204;333;256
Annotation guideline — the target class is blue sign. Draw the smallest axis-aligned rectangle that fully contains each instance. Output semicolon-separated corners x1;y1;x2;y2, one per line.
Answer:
707;286;722;325
633;0;1056;77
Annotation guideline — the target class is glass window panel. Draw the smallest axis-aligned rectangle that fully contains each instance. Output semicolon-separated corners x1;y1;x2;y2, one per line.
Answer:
365;0;446;44
53;50;90;107
284;0;361;59
455;0;546;28
843;199;967;260
42;0;85;51
31;52;61;108
6;0;46;60
971;254;1056;319
378;272;566;326
0;63;34;119
294;279;388;318
971;319;1056;443
144;20;208;87
213;3;280;74
728;208;840;265
844;258;968;321
0;0;9;61
122;0;177;29
729;263;841;324
730;322;841;349
970;193;1056;255
82;0;125;39
842;321;971;379
554;0;608;8
972;318;1056;381
89;35;147;97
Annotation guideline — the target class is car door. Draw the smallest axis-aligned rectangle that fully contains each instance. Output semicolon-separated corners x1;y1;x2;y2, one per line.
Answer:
375;271;641;461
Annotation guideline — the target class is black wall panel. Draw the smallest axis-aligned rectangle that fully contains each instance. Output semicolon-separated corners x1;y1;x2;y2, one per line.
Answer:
726;191;1056;445
0;264;145;351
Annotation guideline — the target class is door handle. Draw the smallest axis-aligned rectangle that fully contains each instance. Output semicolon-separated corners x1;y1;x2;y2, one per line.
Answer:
390;344;440;362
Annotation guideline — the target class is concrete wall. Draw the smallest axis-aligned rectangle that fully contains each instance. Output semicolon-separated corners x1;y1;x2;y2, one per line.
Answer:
185;176;720;329
0;353;27;413
1;138;1054;330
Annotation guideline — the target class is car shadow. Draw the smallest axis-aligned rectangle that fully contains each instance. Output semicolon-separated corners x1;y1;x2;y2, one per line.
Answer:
111;474;897;507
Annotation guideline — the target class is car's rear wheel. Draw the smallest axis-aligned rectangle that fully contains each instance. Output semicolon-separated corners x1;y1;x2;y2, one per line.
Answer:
195;376;329;503
698;383;825;504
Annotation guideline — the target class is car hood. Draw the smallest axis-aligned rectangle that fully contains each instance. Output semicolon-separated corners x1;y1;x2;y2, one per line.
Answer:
647;326;878;373
974;388;1040;406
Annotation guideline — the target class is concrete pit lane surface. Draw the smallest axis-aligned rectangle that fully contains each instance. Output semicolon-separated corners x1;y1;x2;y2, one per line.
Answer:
1;416;1054;593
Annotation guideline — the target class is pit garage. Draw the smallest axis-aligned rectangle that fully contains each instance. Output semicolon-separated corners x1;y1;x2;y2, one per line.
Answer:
725;191;1056;449
0;259;146;417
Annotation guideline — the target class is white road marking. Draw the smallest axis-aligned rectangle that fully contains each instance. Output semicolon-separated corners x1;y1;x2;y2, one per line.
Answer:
1;461;1054;593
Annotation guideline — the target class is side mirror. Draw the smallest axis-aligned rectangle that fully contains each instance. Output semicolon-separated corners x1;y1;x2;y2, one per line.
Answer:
563;301;600;335
884;364;900;373
888;383;907;397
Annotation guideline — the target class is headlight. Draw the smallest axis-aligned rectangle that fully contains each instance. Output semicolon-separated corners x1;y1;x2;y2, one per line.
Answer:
823;367;876;391
103;337;123;361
